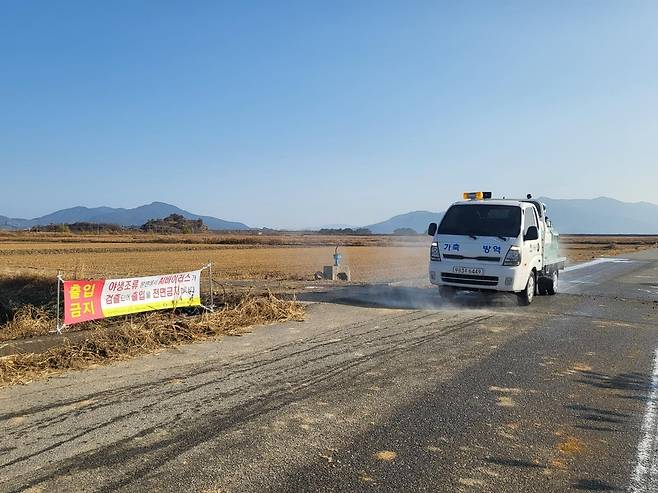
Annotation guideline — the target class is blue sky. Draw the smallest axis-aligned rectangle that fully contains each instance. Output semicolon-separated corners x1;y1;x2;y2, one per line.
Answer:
2;1;657;228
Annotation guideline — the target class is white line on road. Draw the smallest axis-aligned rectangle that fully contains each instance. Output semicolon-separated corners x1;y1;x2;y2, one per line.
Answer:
562;258;634;273
630;348;658;492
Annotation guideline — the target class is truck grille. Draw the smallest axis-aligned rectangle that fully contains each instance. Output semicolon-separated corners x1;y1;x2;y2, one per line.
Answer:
442;254;501;262
441;273;499;287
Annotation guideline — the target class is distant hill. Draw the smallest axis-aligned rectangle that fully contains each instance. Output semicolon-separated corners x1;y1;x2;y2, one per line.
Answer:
538;197;658;234
5;197;658;234
364;197;658;234
0;202;249;231
0;215;24;230
366;211;443;234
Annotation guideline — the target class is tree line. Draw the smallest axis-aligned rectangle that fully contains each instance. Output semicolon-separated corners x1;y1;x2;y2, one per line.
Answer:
31;214;207;234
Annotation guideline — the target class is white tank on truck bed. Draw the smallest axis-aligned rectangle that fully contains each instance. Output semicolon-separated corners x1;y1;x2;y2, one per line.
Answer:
427;192;566;305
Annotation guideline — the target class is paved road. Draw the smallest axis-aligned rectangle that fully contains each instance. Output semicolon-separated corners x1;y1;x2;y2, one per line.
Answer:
1;250;657;492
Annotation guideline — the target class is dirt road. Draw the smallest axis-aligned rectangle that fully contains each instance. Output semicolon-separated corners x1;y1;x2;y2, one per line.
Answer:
1;250;658;492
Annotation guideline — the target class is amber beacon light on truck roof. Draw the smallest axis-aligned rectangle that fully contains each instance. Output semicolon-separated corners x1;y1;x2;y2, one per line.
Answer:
462;191;492;200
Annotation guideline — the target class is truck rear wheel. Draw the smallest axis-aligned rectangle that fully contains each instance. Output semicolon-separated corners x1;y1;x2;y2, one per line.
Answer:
517;272;535;306
546;270;558;295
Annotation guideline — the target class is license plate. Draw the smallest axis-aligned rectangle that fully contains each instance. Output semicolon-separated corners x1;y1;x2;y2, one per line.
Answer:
453;266;483;276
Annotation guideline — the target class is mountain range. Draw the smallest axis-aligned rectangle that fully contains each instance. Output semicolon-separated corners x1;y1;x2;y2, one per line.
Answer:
2;196;658;234
365;211;444;234
0;202;249;231
365;197;658;234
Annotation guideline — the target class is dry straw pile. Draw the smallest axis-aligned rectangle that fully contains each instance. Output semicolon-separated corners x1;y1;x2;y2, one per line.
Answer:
0;293;304;387
1;305;53;341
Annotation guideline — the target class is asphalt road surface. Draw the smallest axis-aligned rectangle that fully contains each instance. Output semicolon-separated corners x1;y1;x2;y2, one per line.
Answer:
1;250;658;492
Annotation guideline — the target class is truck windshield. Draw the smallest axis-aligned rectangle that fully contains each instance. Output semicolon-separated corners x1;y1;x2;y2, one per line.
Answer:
438;204;521;238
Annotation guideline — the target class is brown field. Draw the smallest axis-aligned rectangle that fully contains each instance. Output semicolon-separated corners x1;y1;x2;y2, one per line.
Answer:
0;231;656;376
1;232;656;283
559;235;658;262
0;231;419;248
0;232;430;282
0;232;430;348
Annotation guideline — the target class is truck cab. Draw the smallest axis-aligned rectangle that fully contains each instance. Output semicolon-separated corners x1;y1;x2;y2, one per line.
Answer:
428;192;565;305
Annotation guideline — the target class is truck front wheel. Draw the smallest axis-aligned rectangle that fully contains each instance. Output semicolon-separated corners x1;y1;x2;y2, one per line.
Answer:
517;272;536;306
439;285;456;301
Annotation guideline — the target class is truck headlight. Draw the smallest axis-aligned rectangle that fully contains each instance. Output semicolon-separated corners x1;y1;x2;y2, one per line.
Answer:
430;242;440;261
503;246;521;266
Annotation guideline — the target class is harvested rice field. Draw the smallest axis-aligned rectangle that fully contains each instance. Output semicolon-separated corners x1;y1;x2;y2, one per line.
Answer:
0;231;656;386
0;232;430;282
1;232;656;282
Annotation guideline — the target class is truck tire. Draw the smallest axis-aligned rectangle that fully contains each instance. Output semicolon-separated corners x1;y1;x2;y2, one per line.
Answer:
546;270;558;295
537;278;548;296
439;285;456;301
517;272;536;306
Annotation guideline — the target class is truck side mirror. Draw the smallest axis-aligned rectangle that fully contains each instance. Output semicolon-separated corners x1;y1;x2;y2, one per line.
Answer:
524;226;539;241
428;223;437;236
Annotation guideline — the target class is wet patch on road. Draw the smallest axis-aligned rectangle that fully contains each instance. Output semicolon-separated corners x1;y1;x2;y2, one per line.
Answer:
373;450;397;462
557;436;585;455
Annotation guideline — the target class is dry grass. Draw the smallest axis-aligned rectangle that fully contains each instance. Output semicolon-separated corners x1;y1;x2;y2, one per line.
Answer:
0;272;58;329
1;233;656;283
0;231;428;282
0;244;430;282
0;293;304;387
1;305;53;341
561;235;658;262
0;231;424;247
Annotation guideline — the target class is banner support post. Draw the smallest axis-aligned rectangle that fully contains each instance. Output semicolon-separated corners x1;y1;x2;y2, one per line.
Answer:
208;261;214;312
56;271;63;335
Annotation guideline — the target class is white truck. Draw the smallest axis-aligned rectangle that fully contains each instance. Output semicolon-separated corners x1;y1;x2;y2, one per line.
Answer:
427;192;566;305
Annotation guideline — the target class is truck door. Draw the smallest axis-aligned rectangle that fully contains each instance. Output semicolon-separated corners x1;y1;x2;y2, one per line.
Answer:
522;206;541;270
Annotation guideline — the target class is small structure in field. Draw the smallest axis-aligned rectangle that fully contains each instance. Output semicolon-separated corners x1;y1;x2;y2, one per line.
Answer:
322;246;351;281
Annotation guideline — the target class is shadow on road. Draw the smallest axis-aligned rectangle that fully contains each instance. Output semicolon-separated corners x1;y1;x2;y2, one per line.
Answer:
572;478;620;491
560;368;649;449
484;457;546;468
574;370;652;394
564;403;631;434
297;283;518;311
558;369;651;491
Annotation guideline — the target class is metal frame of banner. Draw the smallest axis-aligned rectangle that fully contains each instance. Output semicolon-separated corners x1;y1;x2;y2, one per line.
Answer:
55;271;64;335
199;262;215;313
